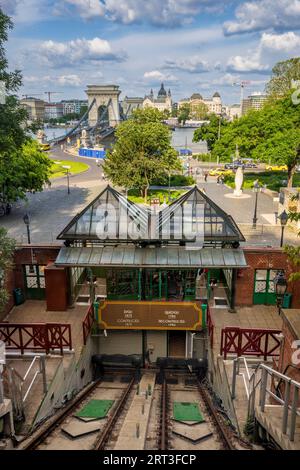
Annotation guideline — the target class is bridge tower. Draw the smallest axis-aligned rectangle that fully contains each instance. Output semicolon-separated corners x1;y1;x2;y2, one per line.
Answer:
86;85;121;127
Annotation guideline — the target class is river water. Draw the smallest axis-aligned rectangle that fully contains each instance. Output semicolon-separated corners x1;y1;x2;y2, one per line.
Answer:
42;126;207;154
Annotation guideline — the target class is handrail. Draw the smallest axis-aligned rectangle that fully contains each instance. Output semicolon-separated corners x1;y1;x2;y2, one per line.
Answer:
221;327;282;360
206;305;215;348
0;322;72;355
82;304;95;345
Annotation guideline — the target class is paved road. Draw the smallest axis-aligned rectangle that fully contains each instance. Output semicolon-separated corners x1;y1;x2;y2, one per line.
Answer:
0;147;298;247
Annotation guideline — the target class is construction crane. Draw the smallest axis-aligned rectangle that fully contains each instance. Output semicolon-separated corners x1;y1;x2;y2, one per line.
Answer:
233;81;251;105
44;91;63;103
21;93;43;99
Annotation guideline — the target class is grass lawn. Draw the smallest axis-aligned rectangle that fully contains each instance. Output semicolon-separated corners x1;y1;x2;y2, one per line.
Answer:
128;188;187;205
224;171;300;192
50;160;89;178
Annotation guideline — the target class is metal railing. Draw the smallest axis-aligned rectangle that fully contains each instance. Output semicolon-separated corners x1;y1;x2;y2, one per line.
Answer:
206;305;215;348
231;358;300;443
221;327;282;360
0;323;72;355
259;364;300;442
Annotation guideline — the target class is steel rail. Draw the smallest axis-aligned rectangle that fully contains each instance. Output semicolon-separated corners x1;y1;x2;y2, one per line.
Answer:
18;379;102;450
94;376;135;450
197;380;235;450
159;379;169;450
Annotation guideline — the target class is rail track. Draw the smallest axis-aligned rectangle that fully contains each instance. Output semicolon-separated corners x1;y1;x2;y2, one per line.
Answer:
157;371;236;451
18;370;137;451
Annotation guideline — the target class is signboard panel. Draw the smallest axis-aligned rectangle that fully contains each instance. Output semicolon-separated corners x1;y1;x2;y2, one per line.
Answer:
98;301;202;331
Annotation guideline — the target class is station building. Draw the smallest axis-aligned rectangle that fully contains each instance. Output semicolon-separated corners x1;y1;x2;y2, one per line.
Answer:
3;186;300;363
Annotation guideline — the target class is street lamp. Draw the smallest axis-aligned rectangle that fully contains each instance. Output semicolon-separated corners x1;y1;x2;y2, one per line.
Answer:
278;210;289;247
23;213;31;244
62;165;71;195
252;180;260;229
274;270;287;315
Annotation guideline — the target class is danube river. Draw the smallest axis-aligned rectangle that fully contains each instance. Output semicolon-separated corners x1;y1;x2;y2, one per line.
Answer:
43;126;207;154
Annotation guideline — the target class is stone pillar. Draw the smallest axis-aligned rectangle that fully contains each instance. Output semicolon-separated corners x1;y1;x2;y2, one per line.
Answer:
86;85;121;127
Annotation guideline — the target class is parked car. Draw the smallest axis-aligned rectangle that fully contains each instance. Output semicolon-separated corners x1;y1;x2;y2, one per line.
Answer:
265;164;288;171
224;161;244;170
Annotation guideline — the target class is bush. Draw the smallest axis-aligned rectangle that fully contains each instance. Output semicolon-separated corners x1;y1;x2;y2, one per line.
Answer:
192;153;218;162
224;171;300;192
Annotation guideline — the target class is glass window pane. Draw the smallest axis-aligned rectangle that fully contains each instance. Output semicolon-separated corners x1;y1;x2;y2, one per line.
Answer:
255;280;267;293
26;277;38;288
255;270;267;281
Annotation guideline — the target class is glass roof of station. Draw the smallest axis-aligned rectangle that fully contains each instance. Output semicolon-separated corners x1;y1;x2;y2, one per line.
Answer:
57;185;245;245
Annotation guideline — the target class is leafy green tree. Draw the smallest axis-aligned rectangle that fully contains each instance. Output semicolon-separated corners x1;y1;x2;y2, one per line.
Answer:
193;114;228;151
103;108;180;201
266;58;300;98
211;94;300;187
0;227;15;314
190;102;209;120
178;103;190;125
0;9;51;206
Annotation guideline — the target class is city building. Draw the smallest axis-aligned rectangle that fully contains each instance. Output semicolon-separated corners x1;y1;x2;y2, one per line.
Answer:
61;99;88;116
242;92;267;115
178;92;222;116
44;102;64;120
20;97;45;121
121;96;144;117
143;83;172;113
227;104;242;121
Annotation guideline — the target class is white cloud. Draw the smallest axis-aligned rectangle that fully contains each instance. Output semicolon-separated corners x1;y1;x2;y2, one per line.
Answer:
224;0;300;35
227;52;269;73
260;32;300;52
143;70;178;82
164;56;211;73
38;37;126;66
57;74;82;86
0;0;20;15
23;73;82;86
62;0;228;26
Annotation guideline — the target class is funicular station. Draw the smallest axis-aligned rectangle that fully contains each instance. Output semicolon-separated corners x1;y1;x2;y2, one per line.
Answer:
54;185;246;368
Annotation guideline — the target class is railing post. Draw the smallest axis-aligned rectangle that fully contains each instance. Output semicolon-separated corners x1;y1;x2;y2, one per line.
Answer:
39;356;48;394
237;328;242;357
19;327;24;355
282;380;291;435
231;358;238;399
259;367;268;412
221;329;225;358
289;386;299;442
264;333;269;361
45;325;50;355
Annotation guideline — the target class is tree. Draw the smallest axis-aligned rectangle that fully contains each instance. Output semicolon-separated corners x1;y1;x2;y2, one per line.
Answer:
193;114;228;151
266;58;300;98
178;103;190;125
0;9;51;206
103;108;180;201
0;227;15;314
190;102;209;120
211;94;300;187
285;191;300;281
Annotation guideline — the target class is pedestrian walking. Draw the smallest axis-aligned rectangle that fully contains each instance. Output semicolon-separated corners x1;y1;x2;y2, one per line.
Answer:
204;171;208;182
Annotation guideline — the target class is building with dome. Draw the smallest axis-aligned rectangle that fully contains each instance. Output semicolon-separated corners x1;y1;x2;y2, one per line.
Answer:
178;91;222;116
143;83;172;113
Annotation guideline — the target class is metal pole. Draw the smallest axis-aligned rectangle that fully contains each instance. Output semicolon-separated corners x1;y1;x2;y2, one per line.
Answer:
289;387;298;441
231;359;237;399
0;365;4;404
67;170;70;195
40;356;48;394
280;226;285;247
26;224;31;244
282;380;291;435
252;191;258;229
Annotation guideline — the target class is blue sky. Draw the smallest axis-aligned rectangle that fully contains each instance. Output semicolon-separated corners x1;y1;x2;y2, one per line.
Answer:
2;0;300;104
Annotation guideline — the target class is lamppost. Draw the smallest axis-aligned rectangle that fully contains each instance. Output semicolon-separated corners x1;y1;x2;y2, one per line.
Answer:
274;270;287;316
62;165;71;195
252;180;260;229
278;210;289;247
23;213;31;244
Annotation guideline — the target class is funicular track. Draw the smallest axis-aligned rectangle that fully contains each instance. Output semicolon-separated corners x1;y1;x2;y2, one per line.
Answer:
18;369;136;450
157;370;236;451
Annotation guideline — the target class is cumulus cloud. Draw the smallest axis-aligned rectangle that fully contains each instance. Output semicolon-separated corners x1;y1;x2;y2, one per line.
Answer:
164;56;211;73
260;32;300;52
143;70;178;82
227;52;270;73
224;0;300;35
38;37;126;66
62;0;228;26
23;73;82;86
0;0;20;15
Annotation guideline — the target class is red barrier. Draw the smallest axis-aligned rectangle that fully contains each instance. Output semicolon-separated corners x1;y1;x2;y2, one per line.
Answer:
82;304;95;345
206;305;215;348
0;323;72;355
220;327;281;360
